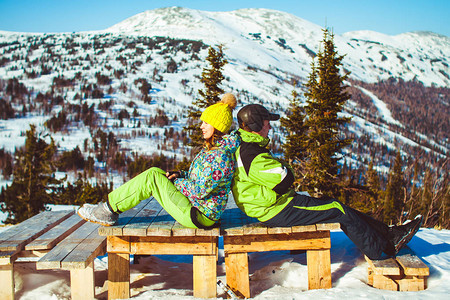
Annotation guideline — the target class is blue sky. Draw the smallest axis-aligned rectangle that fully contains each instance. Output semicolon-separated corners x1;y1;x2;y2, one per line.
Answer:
0;0;448;36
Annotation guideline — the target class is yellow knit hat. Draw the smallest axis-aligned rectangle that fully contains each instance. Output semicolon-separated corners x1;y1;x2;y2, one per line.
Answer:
200;93;237;133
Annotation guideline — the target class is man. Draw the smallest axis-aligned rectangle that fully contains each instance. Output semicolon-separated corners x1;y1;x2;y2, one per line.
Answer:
232;103;422;260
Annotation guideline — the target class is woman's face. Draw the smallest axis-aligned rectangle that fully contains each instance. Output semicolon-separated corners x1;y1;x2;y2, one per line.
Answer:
200;121;215;139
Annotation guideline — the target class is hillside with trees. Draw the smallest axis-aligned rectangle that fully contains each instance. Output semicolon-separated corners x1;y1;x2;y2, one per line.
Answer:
281;30;449;228
0;28;448;226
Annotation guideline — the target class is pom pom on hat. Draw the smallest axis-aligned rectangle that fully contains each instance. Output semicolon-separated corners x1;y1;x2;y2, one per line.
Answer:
200;93;237;133
220;93;237;110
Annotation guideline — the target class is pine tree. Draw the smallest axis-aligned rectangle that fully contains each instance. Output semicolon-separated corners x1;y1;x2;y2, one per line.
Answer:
366;160;381;197
0;125;61;224
404;161;420;223
364;160;382;214
280;85;307;189
185;44;228;150
281;87;307;162
383;150;405;224
302;29;352;197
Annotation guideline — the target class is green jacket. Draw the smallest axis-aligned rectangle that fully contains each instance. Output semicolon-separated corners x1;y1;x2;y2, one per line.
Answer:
231;129;296;222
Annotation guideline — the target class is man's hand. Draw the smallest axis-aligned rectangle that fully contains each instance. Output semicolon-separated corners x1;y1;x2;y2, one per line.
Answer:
166;171;181;182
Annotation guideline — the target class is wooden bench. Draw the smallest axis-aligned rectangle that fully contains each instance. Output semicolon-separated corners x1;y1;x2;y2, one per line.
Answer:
0;209;106;300
365;247;429;291
98;197;220;299
99;197;338;299
220;205;339;298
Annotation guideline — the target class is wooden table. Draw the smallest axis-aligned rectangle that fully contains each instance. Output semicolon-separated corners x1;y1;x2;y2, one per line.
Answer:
0;210;106;300
98;198;220;299
220;205;339;298
100;197;338;299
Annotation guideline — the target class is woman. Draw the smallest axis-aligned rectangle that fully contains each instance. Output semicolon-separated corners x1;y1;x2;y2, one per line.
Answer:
78;93;240;229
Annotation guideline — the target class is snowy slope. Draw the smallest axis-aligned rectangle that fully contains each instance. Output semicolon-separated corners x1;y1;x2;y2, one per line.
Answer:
106;7;450;87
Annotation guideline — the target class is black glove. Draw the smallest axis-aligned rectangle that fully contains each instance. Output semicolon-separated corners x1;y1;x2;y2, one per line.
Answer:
166;171;181;182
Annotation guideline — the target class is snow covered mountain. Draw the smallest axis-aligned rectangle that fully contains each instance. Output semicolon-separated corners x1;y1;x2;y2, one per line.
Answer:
0;7;448;185
106;7;450;87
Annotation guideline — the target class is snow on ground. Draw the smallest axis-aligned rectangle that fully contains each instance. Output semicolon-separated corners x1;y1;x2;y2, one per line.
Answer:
0;211;448;300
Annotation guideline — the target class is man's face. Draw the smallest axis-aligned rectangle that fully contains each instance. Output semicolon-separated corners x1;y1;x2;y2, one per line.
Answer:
256;120;271;138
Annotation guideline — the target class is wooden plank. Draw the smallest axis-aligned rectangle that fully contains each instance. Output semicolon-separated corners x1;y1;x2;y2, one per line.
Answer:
396;254;429;276
397;276;426;291
0;211;65;241
0;263;14;300
61;227;106;270
0;251;17;265
146;206;175;236
291;224;317;233
195;227;220;237
122;199;163;236
107;236;130;253
316;223;340;230
367;265;374;286
242;222;268;235
98;199;151;236
193;255;217;298
172;222;196;236
395;247;429;276
25;214;85;250
130;236;218;255
70;261;95;300
108;252;130;299
224;231;331;253
37;221;99;269
0;210;74;251
267;226;292;234
365;256;401;276
372;274;398;290
17;250;52;261
225;252;250;298
307;249;332;289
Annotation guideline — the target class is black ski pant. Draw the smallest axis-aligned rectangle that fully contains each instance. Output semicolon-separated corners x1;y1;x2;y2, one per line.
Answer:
262;194;392;260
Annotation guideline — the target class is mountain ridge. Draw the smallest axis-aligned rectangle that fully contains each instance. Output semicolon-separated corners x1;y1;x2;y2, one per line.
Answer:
102;7;450;87
1;7;447;86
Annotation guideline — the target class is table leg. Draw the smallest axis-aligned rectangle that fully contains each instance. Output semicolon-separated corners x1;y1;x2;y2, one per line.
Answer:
108;252;130;299
224;252;250;298
307;249;331;289
70;261;95;300
193;254;217;298
0;263;14;300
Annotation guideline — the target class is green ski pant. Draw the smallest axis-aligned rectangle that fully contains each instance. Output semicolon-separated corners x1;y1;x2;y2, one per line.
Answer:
107;167;215;229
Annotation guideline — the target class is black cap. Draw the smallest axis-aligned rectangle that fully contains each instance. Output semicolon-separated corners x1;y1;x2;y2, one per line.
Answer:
237;104;280;132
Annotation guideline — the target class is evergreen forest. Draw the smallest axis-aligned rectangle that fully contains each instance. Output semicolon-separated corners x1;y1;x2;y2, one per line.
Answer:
0;31;448;228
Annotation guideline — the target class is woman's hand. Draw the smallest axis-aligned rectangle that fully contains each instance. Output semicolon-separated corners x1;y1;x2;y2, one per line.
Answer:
166;171;181;182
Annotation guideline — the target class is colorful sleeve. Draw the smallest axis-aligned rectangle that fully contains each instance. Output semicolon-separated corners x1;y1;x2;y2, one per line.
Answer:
174;150;232;200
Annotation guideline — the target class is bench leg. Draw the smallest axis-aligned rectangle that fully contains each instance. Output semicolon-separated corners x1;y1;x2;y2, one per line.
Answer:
367;265;374;286
193;254;217;298
224;252;250;298
307;249;331;289
373;274;398;290
398;276;425;291
70;261;95;300
0;263;14;300
108;253;130;299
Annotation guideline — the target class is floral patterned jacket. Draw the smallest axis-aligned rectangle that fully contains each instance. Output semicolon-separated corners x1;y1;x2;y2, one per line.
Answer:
174;130;241;221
